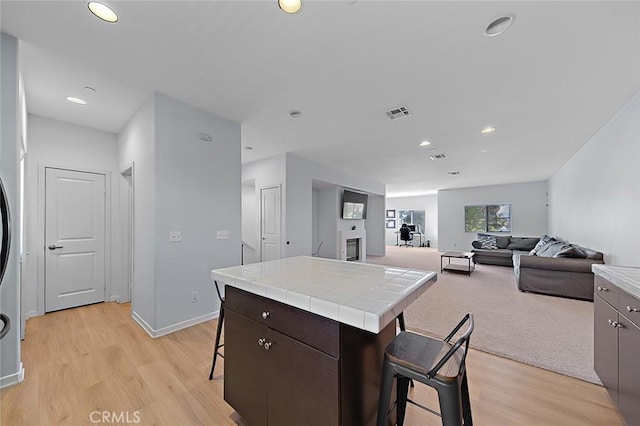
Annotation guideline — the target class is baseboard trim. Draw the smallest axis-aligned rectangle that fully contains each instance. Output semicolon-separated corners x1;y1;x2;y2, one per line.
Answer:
132;310;220;339
0;362;24;389
24;310;39;320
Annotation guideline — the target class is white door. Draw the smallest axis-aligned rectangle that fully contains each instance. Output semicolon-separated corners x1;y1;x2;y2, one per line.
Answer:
260;186;281;262
45;168;106;312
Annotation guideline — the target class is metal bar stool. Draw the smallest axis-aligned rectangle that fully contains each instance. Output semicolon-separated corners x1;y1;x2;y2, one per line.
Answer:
377;313;474;426
208;280;225;380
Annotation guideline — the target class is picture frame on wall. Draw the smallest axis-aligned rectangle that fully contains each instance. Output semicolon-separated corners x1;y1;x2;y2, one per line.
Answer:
386;219;396;229
386;209;396;218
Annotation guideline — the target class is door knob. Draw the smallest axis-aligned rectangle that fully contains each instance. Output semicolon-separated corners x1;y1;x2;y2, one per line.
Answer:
48;245;64;250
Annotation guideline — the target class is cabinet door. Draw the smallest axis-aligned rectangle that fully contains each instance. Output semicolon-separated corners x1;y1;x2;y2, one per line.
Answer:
618;316;640;425
594;295;619;404
267;329;340;426
224;310;268;426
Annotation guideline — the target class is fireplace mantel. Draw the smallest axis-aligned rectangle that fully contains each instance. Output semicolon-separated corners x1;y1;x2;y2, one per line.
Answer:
339;229;366;262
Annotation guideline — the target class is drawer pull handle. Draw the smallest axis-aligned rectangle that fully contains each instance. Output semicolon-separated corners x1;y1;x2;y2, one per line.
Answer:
258;338;265;346
627;306;639;313
597;286;608;292
264;342;272;350
262;311;270;320
608;319;622;328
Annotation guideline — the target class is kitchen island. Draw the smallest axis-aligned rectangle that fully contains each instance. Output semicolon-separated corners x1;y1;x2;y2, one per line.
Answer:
211;256;437;426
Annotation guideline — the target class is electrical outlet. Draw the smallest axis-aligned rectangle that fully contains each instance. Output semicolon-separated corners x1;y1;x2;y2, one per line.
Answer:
169;231;182;242
192;291;199;302
217;230;230;240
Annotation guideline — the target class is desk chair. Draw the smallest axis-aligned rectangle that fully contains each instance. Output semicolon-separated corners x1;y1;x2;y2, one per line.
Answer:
400;227;413;247
377;314;474;426
208;280;225;380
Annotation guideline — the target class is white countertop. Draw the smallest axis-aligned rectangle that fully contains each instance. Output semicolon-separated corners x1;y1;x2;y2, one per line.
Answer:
211;256;437;333
593;264;640;299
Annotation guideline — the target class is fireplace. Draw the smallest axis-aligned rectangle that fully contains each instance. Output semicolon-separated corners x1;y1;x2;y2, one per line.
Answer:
339;229;366;262
346;238;359;261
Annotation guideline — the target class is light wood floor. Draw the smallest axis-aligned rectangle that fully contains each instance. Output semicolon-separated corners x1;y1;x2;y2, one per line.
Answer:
1;302;624;426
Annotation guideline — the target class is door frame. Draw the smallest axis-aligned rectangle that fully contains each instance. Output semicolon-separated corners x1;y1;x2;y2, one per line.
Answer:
259;184;282;262
35;163;112;316
120;163;134;305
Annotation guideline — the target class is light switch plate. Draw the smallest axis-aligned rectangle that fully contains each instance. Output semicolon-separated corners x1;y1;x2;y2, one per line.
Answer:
217;230;230;240
169;231;182;242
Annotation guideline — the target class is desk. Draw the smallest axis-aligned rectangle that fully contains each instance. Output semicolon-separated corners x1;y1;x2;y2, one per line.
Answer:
395;231;425;246
212;256;437;426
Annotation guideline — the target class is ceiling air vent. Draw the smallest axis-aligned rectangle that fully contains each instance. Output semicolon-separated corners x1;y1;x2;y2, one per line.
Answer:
385;106;410;120
429;153;447;160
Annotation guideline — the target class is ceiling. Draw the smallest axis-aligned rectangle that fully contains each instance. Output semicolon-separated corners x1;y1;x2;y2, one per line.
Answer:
2;1;639;197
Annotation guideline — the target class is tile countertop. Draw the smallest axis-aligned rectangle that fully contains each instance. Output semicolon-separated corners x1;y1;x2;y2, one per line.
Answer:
211;256;437;333
593;264;640;299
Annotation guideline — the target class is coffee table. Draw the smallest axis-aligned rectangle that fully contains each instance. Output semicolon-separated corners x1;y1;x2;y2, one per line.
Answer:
441;251;475;276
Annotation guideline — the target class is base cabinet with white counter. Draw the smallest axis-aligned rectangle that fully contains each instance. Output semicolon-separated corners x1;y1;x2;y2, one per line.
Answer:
212;256;437;426
224;286;394;426
593;266;640;425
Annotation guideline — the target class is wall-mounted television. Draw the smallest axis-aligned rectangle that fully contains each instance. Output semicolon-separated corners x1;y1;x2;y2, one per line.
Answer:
342;189;368;220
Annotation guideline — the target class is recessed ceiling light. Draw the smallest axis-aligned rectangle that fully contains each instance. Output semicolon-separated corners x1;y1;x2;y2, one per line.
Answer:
419;140;431;147
66;96;87;105
481;126;496;134
88;2;119;23
485;15;514;37
289;110;303;118
278;0;302;14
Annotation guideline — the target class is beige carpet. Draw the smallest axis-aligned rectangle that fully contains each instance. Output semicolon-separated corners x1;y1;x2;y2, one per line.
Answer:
367;246;600;384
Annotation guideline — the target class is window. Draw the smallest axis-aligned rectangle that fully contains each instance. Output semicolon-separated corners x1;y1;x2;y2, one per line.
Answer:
465;204;510;233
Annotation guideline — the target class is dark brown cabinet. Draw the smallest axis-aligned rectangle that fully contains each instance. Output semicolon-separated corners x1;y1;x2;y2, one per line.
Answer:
224;286;395;426
594;275;640;425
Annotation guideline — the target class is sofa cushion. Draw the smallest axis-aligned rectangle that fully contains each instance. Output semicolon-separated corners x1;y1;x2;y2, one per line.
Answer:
507;237;539;251
472;248;513;258
477;234;497;249
495;235;511;249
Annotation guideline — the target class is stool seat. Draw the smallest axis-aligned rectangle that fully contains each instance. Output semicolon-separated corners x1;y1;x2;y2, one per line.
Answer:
386;332;463;382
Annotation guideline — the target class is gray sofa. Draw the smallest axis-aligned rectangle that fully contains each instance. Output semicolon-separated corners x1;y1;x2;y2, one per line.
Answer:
471;235;539;266
513;237;604;301
471;233;605;301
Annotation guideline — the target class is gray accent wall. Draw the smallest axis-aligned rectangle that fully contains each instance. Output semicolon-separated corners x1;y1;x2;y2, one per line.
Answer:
549;93;640;266
118;92;241;334
0;33;21;386
438;181;549;252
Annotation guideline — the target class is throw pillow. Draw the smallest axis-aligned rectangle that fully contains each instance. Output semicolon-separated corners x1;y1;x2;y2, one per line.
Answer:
471;240;482;249
495;235;511;249
529;235;555;256
477;234;497;250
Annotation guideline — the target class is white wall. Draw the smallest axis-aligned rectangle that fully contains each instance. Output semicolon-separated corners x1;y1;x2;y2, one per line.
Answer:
549;93;640;266
385;194;438;248
23;115;121;318
242;180;258;264
153;93;241;330
285;153;386;258
365;194;385;256
0;32;22;387
118;96;156;327
438;181;548;252
315;187;339;259
243;153;386;260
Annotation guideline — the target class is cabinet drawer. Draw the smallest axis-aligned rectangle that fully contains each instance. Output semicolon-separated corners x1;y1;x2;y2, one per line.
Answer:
619;289;640;328
594;276;618;306
226;286;340;357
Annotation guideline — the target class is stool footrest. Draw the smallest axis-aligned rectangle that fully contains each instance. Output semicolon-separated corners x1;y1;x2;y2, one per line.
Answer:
407;398;441;418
